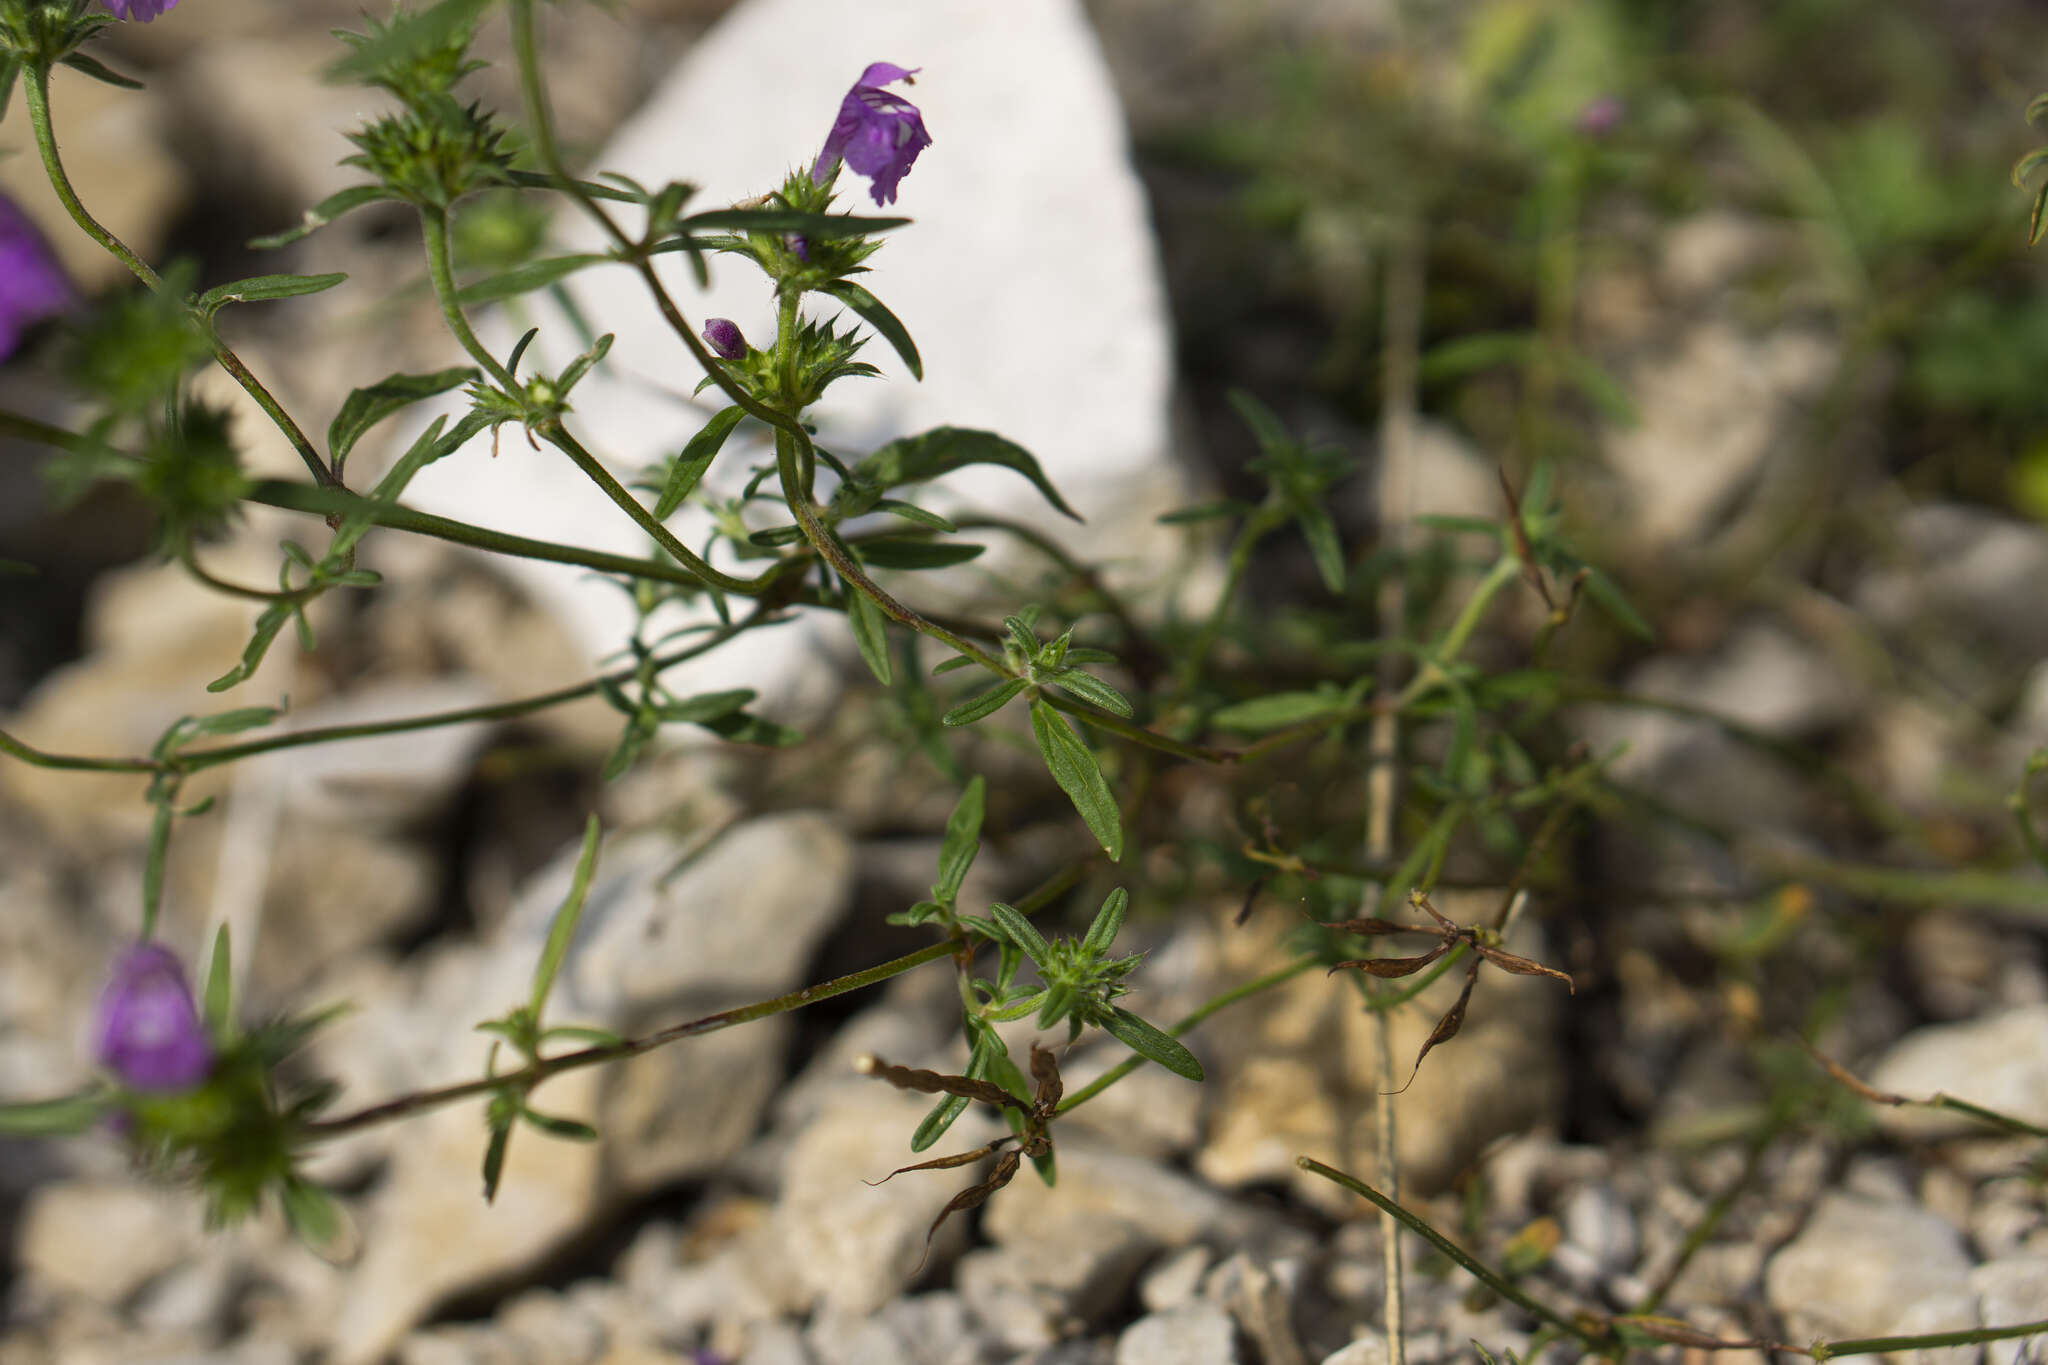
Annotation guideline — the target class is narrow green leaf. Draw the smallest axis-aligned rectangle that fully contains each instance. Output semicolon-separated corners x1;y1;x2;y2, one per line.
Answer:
988;902;1052;967
1210;690;1348;732
834;428;1080;523
1293;500;1346;594
1081;887;1127;956
521;1108;599;1141
142;802;172;939
656;406;745;519
2032;180;2048;248
507;328;541;379
1157;500;1251;525
942;678;1026;727
454;253;611;306
537;1024;624;1047
2012;145;2048;190
651;688;756;724
190;705;282;736
824;279;923;380
480;1120;511;1202
1102;1007;1204;1080
207;601;293;692
196;272;346;318
2028;91;2048;127
935;776;986;902
0;1090;110;1136
1028;699;1123;861
693;710;805;747
932;655;978;675
871;499;956;532
504;168;640;203
530;815;601;1019
326;367;477;473
674;207;909;238
856;538;985;570
202;923;233;1035
1579;565;1654;641
1225;389;1291;453
280;1178;343;1251
58;50;142;89
1417;330;1536;382
1556;347;1639;426
1048;670;1133;718
847;589;892;685
250;184;395;249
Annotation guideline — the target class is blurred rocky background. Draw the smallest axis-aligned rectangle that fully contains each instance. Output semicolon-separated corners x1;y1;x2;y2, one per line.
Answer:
5;0;2048;1363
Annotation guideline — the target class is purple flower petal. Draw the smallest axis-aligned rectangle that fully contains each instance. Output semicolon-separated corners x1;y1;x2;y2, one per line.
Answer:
93;943;213;1092
104;0;179;20
810;62;932;207
0;195;72;363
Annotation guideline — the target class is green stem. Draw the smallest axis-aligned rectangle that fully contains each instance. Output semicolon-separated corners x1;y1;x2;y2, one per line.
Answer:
1816;1320;2048;1360
304;939;956;1138
0;728;157;774
1058;956;1319;1114
1296;1157;1604;1347
0;615;756;777
1177;507;1283;694
22;65;338;492
534;419;775;595
419;206;520;392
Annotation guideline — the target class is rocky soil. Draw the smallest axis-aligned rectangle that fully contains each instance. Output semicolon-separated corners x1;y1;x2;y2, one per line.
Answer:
4;2;2048;1364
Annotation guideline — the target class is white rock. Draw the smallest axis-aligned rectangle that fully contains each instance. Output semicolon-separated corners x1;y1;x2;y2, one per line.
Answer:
399;0;1180;710
1139;1245;1213;1313
1602;321;1835;552
1319;1339;1391;1365
1867;1006;2048;1140
1763;1192;1973;1338
1114;1302;1239;1365
1971;1258;2048;1365
16;1180;204;1307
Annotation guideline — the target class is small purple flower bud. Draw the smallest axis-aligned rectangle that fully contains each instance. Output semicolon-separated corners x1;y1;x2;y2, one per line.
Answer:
784;233;810;263
702;317;747;361
810;62;933;207
0;194;72;363
1574;95;1625;137
93;943;213;1092
104;0;179;20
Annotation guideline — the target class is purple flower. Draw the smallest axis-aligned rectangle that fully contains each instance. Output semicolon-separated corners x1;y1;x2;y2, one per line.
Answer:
1574;95;1625;137
0;194;71;363
701;317;747;361
104;0;179;20
810;62;932;207
93;943;213;1092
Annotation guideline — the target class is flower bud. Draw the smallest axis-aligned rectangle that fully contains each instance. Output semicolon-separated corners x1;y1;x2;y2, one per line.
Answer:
702;317;747;361
93;943;213;1091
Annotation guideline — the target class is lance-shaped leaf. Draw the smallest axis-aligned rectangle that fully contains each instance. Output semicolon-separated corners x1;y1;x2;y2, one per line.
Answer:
824;279;922;380
856;538;985;571
1028;699;1123;861
1048;669;1133;718
201;923;234;1036
847;587;892;685
656;406;745;519
454;253;612;306
250;184;397;249
1080;887;1127;957
1102;1007;1204;1081
327;366;477;474
942;678;1026;727
833;427;1079;523
988;902;1052;969
934;776;986;904
530;815;602;1019
0;1090;111;1137
196;272;347;319
673;207;909;238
